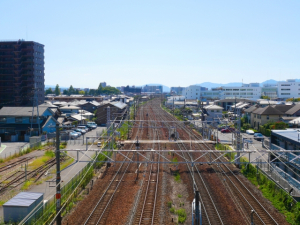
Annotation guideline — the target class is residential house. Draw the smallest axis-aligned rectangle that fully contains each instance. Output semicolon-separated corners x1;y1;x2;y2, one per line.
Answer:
80;101;101;113
251;106;284;130
0;106;58;141
203;105;224;122
96;102;127;125
244;105;259;124
285;104;300;117
59;105;80;116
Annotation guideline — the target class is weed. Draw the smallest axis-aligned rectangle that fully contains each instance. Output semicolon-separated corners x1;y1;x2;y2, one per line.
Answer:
174;171;181;182
167;201;172;208
21;179;34;190
177;194;182;198
170;207;175;213
45;150;55;158
176;208;187;223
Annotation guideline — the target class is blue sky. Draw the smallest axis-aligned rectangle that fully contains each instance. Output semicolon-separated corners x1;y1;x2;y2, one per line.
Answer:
1;0;300;88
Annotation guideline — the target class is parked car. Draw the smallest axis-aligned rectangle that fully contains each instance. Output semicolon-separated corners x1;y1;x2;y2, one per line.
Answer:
246;130;255;135
218;126;227;131
221;128;231;133
228;127;235;132
78;125;89;132
87;122;97;129
75;128;86;134
70;132;79;139
254;133;264;141
72;130;82;137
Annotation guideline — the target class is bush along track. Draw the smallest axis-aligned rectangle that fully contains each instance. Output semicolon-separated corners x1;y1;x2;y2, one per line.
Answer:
240;159;300;224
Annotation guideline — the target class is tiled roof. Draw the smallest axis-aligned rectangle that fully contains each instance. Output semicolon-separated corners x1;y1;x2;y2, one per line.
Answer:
285;104;300;115
253;105;284;115
0;106;51;117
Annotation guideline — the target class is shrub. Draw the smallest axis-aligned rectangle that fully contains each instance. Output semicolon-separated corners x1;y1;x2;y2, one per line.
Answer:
176;208;187;223
170;207;175;213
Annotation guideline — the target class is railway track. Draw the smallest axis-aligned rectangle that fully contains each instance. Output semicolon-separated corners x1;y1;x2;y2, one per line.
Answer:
153;98;279;225
0;157;61;194
133;107;161;225
84;103;147;225
0;157;34;173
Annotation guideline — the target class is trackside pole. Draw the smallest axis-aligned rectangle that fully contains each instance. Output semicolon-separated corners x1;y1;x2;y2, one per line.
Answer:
56;123;62;225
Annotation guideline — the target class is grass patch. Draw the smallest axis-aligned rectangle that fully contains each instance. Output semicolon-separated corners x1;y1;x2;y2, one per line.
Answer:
174;171;181;182
21;179;34;190
215;143;235;161
176;208;187;224
45;150;55;157
177;194;182;198
61;158;75;171
29;156;53;170
0;200;6;206
170;207;175;213
240;159;300;224
167;201;172;208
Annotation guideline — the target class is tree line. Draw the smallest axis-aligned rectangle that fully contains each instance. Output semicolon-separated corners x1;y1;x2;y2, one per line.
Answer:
45;83;121;96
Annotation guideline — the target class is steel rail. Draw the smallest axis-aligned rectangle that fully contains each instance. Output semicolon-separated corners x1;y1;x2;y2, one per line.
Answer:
83;103;146;225
154;102;224;225
159;99;279;225
137;105;160;225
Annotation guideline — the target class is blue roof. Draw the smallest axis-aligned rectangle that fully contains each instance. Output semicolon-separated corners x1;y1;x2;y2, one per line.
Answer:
272;129;300;144
3;192;43;207
4;198;35;207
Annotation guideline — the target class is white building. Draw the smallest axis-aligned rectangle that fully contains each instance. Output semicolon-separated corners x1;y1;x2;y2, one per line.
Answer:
203;105;224;122
220;83;261;100
182;85;202;100
277;79;300;99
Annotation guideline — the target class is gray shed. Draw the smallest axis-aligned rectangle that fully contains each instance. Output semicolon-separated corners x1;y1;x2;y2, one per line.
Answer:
3;192;44;224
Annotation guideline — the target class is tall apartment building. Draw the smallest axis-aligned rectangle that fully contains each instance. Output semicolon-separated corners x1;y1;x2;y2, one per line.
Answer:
0;40;45;107
100;82;106;88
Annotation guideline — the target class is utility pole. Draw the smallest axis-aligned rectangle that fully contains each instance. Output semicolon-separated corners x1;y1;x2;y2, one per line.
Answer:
55;123;61;225
195;191;201;225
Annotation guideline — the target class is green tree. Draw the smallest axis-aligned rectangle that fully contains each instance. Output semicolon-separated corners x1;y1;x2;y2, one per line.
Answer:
79;90;85;95
88;89;97;96
68;85;75;95
55;84;61;96
101;86;121;95
260;95;270;100
45;88;53;95
97;83;103;95
63;89;69;95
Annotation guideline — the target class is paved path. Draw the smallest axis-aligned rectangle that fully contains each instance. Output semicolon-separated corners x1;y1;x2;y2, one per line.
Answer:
0;127;106;219
0;142;28;159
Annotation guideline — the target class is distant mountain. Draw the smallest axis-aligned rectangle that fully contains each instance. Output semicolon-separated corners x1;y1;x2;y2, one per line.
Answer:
45;85;68;90
196;79;300;89
143;84;170;92
195;82;243;89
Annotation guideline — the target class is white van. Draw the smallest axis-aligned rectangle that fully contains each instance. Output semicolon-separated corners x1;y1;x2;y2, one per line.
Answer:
246;130;255;135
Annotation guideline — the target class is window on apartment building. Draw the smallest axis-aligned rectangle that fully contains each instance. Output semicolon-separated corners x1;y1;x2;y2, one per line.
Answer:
233;89;239;91
0;117;6;123
281;84;290;86
281;89;290;91
281;93;290;95
211;110;214;112
15;117;23;123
